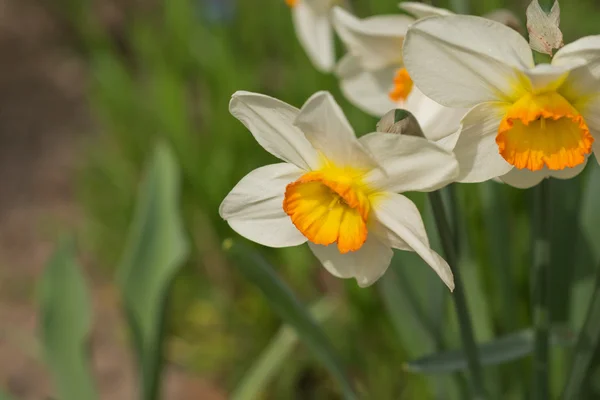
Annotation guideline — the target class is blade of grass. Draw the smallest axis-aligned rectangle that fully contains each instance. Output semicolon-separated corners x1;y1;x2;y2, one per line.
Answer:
428;190;486;399
406;327;575;374
562;264;600;398
532;179;551;400
117;142;190;400
39;238;97;400
225;241;357;400
479;182;516;330
231;297;338;400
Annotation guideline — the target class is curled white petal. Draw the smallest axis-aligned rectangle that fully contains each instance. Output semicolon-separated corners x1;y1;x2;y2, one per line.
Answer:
219;163;307;247
335;54;397;117
309;237;393;287
404;87;468;142
454;102;513;182
553;35;600;77
361;133;459;193
292;1;335;72
332;7;411;70
371;192;454;291
398;2;453;19
229;91;320;170
403;15;533;108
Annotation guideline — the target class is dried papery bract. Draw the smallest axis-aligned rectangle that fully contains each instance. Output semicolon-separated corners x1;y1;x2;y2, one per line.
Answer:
526;0;563;55
376;109;424;138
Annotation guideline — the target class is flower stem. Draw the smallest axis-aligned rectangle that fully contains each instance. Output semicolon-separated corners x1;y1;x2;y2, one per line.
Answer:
428;189;486;399
532;179;551;399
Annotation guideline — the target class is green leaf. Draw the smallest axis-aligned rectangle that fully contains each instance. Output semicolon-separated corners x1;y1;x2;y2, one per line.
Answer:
479;181;517;330
225;241;357;400
581;162;600;264
117;142;190;400
231;297;338;400
405;327;575;374
562;271;600;399
39;237;97;400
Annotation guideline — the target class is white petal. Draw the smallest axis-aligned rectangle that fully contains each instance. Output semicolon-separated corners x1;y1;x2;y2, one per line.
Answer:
524;63;571;93
553;35;600;77
292;2;335;72
454;102;513;182
550;160;588;180
499;160;588;188
332;7;411;70
404;87;468;142
560;64;600;101
371;192;455;291
295;91;377;168
403;15;533;107
581;97;600;165
361;133;458;192
229;91;320;170
398;2;453;19
309;237;393;287
336;54;397;117
219;163;307;247
499;168;543;189
435;130;460;152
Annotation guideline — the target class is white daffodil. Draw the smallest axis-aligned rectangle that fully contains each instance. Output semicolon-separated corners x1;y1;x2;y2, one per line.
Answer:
220;90;458;289
286;0;341;72
404;15;600;188
332;4;466;149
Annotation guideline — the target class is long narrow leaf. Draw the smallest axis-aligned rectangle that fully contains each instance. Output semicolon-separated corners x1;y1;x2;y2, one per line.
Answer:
479;182;517;330
231;297;338;400
562;267;600;399
39;238;97;400
406;328;575;374
117;142;190;400
226;241;357;399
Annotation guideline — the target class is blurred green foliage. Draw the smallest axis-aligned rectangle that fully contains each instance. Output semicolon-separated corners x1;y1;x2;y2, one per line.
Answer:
37;0;600;398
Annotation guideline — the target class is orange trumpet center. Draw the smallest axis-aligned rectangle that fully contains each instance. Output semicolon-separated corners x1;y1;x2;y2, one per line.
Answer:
496;91;593;171
388;68;414;103
283;166;371;253
285;0;298;7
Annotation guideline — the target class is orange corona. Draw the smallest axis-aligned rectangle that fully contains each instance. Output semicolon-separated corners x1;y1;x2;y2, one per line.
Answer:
496;91;593;171
285;0;298;7
388;68;414;103
283;166;371;253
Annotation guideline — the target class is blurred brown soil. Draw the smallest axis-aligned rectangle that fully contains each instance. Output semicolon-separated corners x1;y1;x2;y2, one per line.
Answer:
0;0;225;399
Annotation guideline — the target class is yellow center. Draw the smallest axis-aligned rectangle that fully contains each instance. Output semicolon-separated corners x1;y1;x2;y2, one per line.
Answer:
496;91;593;171
285;0;298;7
388;68;414;103
283;165;371;254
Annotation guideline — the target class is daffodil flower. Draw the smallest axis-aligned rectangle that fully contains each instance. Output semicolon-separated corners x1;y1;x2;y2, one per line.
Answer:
286;0;340;72
220;91;458;289
404;15;600;188
332;4;466;149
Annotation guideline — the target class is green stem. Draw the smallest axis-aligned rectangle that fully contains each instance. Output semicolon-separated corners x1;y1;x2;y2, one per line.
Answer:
428;189;486;399
561;262;600;399
532;179;551;399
